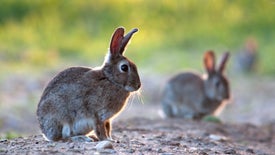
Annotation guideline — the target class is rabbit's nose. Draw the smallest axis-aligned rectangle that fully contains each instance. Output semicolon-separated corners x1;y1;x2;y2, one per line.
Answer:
136;82;141;89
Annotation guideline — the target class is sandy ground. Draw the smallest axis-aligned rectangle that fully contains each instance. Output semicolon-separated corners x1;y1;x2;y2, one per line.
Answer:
0;117;274;154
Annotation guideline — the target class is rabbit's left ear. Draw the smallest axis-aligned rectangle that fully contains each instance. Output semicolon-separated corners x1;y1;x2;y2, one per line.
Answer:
218;52;230;73
110;27;124;55
110;27;138;55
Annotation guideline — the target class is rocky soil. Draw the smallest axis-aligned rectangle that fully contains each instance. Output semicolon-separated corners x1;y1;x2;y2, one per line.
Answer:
1;117;274;155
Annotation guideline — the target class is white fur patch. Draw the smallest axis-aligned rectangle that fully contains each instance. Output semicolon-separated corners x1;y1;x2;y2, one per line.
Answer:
104;50;112;64
72;118;95;135
62;123;71;139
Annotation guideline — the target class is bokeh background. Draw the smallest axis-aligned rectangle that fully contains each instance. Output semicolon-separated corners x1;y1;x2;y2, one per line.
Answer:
0;0;275;138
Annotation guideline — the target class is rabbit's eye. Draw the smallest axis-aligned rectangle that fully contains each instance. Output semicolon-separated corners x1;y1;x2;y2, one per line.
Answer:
121;64;129;72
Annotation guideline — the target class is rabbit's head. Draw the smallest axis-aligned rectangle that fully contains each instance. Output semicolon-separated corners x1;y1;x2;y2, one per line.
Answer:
102;27;141;92
203;51;230;102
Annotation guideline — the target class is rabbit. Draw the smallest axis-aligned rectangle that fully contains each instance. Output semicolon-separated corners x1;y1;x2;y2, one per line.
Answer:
161;51;230;120
36;27;141;142
234;37;258;73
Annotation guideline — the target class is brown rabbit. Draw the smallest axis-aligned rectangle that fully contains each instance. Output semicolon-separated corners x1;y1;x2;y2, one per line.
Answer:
37;27;141;142
161;51;230;119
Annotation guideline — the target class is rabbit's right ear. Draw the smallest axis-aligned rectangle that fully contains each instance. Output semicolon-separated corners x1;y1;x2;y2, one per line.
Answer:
218;52;230;73
204;50;216;74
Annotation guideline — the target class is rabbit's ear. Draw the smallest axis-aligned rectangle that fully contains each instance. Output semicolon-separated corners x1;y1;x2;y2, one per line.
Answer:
110;27;124;55
204;50;216;74
218;52;230;73
110;27;138;55
120;28;138;54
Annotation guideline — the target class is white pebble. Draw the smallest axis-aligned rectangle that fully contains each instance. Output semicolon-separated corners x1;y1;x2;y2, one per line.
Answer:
209;134;228;141
95;140;114;151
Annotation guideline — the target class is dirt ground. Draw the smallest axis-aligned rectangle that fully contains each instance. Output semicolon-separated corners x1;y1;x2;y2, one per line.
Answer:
0;117;274;155
0;72;275;154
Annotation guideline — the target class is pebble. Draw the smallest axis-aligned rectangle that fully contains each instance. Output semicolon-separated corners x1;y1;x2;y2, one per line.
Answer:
199;151;208;155
47;143;56;147
69;143;74;149
224;149;236;154
209;134;228;141
157;148;163;153
246;148;254;153
161;153;173;155
0;139;7;143
127;148;135;153
95;140;114;151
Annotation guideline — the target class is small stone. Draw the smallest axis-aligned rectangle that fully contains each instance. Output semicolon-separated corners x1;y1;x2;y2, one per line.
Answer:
0;148;7;153
95;140;114;151
224;149;236;154
157;148;163;153
69;143;74;149
209;134;228;141
47;142;56;147
128;148;135;153
169;142;180;146
189;147;198;151
199;151;208;155
161;153;173;155
0;139;7;143
246;148;254;153
161;152;173;155
145;147;152;151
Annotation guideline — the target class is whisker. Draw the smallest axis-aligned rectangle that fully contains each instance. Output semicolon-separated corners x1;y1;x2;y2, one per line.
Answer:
125;91;136;111
136;88;145;105
124;88;145;112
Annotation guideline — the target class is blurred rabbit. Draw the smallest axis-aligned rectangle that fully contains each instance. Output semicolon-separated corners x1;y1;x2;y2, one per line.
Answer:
37;27;141;142
161;51;230;119
234;37;258;73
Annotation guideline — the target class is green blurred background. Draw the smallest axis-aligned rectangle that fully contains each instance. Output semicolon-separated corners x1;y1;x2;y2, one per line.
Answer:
0;0;275;138
0;0;274;74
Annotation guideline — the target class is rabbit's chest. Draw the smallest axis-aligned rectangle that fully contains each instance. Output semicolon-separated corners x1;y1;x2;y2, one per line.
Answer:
100;92;129;120
85;84;130;121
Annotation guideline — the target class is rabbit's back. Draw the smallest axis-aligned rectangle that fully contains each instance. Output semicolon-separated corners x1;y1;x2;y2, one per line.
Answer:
162;72;205;118
41;67;91;96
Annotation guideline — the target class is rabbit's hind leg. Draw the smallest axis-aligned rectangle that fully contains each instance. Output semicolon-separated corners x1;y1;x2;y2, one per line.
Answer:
41;118;63;141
